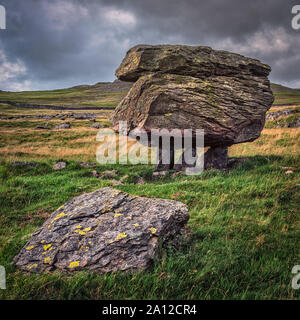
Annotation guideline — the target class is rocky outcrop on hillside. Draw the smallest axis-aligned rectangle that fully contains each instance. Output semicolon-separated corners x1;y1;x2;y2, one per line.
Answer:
266;109;299;120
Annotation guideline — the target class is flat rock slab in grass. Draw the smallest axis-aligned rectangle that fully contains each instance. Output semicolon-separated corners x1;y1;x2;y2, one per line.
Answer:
13;187;189;273
11;161;39;168
53;161;67;170
54;122;71;130
35;125;51;130
99;170;118;179
89;122;104;129
76;161;96;168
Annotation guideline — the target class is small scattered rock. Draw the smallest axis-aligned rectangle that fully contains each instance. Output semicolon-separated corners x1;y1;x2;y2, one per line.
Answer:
74;113;95;120
35;125;51;130
76;161;96;168
266;109;298;120
136;176;145;185
11;161;39;168
119;175;129;183
285;170;293;175
152;171;169;178
99;170;118;179
280;166;295;170
91;170;99;177
286;117;300;128
53;162;67;170
90;122;104;129
119;174;145;185
54;122;71;130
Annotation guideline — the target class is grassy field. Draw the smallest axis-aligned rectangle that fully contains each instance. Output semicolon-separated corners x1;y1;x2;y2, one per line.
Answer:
0;82;299;109
0;101;299;300
0;82;131;109
271;83;300;105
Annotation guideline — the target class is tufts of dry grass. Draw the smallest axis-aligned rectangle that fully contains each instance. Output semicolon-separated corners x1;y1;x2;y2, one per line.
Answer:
0;104;299;162
229;128;300;156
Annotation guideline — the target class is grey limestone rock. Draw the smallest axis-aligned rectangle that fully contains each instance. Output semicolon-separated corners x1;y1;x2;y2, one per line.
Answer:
13;187;189;273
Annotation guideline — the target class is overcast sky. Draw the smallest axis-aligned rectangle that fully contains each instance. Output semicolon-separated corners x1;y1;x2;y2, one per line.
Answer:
0;0;299;91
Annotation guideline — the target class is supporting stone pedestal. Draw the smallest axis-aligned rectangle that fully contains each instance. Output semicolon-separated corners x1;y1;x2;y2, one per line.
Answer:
204;146;228;170
155;137;229;172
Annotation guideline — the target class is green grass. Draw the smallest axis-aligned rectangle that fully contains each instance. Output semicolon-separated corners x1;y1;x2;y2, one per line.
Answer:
265;113;300;128
0;86;129;109
0;88;299;300
0;155;299;300
271;83;300;105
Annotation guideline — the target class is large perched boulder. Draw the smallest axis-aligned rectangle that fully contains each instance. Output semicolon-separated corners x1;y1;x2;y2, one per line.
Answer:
13;187;189;273
112;44;274;170
112;72;273;147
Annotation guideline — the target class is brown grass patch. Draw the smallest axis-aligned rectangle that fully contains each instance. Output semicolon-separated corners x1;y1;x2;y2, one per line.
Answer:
229;128;300;156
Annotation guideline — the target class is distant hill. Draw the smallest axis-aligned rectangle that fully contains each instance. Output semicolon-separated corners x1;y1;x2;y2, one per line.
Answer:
271;83;300;105
0;80;299;109
0;80;132;109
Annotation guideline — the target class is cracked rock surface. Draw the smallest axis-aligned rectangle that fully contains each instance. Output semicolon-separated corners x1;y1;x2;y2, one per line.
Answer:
14;187;189;273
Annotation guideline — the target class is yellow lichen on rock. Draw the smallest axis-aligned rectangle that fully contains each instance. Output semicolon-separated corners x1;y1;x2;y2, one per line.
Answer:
56;205;64;211
44;257;51;264
74;226;91;235
116;232;127;240
43;244;52;251
68;261;80;269
51;212;67;223
149;227;157;234
74;230;87;236
114;213;123;218
25;245;35;250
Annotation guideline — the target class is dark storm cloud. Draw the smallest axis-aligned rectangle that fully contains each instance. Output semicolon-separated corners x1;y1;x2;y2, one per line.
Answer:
0;0;299;91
